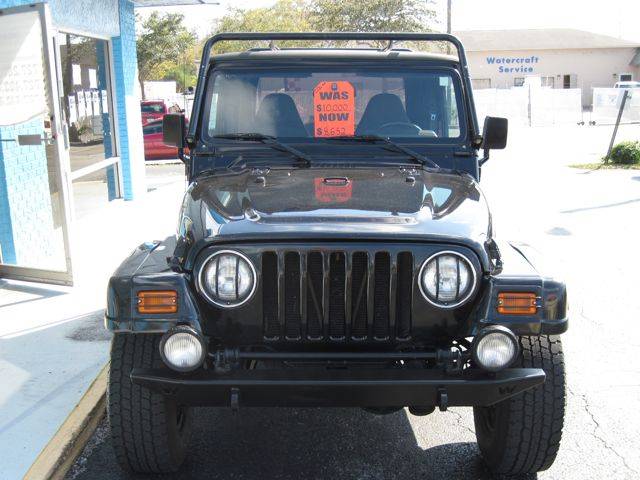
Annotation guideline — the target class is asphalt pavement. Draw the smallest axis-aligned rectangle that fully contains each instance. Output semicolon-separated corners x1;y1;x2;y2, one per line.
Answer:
65;124;640;480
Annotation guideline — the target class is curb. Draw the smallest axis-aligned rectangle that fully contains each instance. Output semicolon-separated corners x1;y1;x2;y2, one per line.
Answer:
23;363;109;480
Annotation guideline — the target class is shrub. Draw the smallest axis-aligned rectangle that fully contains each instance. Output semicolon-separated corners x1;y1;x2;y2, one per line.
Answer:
606;141;640;165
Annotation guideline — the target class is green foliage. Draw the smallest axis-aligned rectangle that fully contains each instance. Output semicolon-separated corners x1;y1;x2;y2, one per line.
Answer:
214;0;312;53
211;0;438;52
606;141;640;165
310;0;435;33
136;12;196;98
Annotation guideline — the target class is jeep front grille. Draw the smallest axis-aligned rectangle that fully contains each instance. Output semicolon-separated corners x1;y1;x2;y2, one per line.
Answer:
261;250;413;341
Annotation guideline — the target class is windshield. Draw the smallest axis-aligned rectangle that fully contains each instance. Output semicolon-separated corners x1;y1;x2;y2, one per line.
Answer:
141;103;165;113
202;67;466;143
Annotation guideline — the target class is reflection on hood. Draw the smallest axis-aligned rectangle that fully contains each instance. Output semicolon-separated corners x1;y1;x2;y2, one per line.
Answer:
191;167;481;223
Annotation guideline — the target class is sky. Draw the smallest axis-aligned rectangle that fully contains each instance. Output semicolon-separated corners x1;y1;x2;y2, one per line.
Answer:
136;0;640;43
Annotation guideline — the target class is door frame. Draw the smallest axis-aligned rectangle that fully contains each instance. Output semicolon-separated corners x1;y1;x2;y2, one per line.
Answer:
54;28;123;192
0;3;74;286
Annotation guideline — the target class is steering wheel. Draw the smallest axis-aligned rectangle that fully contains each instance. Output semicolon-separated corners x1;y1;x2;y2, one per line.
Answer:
378;122;422;136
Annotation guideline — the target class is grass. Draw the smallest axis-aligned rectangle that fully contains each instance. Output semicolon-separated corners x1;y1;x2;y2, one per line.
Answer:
570;162;640;170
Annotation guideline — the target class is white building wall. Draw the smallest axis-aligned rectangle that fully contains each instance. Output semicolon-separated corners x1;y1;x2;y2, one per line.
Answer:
466;47;640;106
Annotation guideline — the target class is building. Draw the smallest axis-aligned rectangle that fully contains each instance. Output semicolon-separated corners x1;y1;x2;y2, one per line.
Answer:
0;0;201;286
456;29;640;106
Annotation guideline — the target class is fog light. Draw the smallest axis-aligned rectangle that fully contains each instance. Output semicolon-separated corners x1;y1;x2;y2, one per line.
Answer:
472;326;519;372
160;327;205;372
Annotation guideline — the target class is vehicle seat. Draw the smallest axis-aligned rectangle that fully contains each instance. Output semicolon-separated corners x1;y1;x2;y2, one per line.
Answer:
356;93;410;135
254;93;308;137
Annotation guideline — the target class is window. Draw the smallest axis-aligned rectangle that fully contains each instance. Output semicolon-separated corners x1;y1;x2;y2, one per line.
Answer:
141;102;165;113
514;78;525;87
619;73;633;82
203;68;466;140
541;76;555;88
143;122;162;135
471;78;491;89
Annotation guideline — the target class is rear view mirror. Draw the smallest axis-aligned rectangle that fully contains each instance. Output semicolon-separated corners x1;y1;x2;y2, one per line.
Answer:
163;113;186;148
482;116;508;150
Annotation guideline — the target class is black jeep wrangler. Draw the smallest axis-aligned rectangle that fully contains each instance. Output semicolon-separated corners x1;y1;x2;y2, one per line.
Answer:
106;33;567;476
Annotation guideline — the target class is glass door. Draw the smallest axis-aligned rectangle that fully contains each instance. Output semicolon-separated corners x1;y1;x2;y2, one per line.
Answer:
0;4;73;285
56;32;121;210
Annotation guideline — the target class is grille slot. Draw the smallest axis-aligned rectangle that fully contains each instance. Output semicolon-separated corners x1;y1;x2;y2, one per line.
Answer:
373;252;391;339
350;252;369;338
284;252;301;339
328;252;346;339
261;249;412;341
262;252;280;338
306;252;324;339
396;252;413;339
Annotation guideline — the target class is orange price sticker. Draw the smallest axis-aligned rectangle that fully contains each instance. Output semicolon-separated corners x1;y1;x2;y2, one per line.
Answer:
313;81;355;137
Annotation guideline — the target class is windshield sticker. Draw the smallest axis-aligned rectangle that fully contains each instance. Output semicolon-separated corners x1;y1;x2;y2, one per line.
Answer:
313;81;355;137
314;177;353;203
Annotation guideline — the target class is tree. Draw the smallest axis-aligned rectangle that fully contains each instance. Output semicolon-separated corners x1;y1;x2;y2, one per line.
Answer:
136;12;196;99
211;0;438;51
213;0;312;53
309;0;436;34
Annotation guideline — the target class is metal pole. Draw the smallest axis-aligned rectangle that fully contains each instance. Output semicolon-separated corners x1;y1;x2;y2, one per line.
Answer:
445;0;452;54
606;89;630;161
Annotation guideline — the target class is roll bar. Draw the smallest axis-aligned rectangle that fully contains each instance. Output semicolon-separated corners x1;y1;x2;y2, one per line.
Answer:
187;32;479;144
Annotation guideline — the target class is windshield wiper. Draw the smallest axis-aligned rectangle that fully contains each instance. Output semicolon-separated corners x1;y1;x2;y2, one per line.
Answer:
214;133;311;168
325;135;440;169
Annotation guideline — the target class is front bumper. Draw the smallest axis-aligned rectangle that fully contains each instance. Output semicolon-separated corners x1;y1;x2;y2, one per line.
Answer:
131;367;545;408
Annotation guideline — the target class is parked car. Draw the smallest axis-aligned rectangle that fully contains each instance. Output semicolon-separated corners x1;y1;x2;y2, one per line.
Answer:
140;100;167;125
107;33;568;477
614;80;640;89
143;119;180;160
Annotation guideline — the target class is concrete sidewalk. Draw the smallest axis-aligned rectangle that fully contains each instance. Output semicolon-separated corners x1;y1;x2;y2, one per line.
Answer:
0;164;185;480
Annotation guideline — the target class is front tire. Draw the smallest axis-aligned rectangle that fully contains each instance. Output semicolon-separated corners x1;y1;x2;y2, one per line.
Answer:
474;335;566;476
108;333;192;474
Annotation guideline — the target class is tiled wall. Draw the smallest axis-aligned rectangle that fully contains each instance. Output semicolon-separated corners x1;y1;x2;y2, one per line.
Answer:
49;0;120;37
112;0;145;201
0;117;56;266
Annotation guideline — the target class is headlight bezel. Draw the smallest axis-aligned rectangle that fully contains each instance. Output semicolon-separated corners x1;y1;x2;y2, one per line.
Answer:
418;250;478;309
196;249;257;308
471;325;520;372
159;326;206;372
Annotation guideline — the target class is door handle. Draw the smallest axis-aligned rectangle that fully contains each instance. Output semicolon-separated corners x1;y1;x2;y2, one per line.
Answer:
0;135;54;146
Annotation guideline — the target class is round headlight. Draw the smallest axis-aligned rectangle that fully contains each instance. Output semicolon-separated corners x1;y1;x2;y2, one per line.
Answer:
419;251;476;308
472;326;519;372
198;250;256;307
160;328;205;372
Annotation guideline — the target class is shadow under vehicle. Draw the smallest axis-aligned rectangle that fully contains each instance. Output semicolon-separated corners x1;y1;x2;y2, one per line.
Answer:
105;32;567;477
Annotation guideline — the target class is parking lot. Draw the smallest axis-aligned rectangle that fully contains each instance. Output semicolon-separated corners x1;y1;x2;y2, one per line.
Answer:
66;124;640;480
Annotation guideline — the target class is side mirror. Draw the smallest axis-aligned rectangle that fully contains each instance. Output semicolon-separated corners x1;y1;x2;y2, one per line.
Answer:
482;116;508;150
163;113;186;148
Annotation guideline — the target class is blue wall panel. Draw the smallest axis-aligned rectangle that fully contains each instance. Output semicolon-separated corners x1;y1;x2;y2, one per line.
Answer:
0;117;56;265
112;0;145;201
49;0;119;37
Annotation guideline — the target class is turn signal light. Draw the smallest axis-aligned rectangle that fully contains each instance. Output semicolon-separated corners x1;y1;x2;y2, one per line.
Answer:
497;292;537;315
137;290;178;314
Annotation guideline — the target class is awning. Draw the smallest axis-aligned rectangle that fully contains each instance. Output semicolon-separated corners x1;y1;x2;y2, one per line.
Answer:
133;0;219;7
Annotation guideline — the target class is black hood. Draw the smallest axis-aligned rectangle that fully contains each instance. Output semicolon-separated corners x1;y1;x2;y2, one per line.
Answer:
176;166;494;269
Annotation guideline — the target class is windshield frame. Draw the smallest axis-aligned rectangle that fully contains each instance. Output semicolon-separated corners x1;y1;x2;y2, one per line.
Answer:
197;62;471;149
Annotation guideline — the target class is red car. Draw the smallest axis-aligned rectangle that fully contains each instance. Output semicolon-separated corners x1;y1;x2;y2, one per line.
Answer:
140;100;167;125
143;119;181;160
